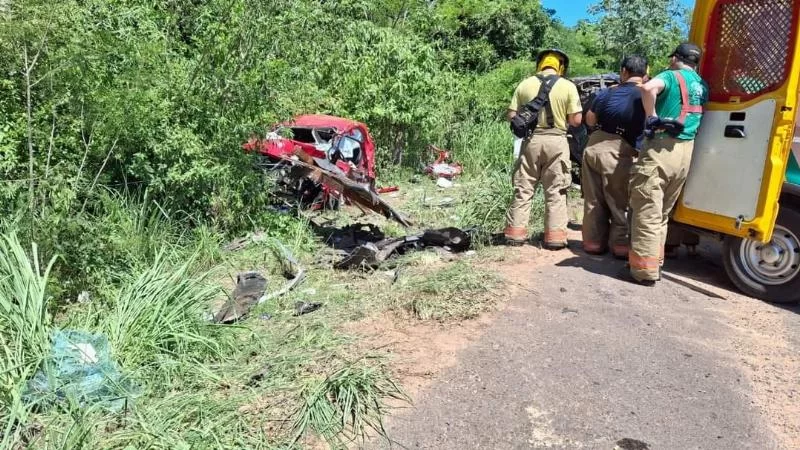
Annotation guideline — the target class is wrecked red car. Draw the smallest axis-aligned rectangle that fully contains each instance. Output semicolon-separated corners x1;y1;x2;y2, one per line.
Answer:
241;114;405;217
243;114;376;187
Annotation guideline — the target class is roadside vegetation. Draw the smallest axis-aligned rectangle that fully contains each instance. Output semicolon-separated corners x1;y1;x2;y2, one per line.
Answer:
0;0;686;447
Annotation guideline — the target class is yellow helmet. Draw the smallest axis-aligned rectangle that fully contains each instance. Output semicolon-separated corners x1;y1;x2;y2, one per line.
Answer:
536;49;570;76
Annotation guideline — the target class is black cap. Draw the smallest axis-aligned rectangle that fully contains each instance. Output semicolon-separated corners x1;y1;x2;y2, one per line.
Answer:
670;42;702;65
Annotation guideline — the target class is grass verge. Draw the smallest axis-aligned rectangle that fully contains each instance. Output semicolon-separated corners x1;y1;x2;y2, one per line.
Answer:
1;166;541;448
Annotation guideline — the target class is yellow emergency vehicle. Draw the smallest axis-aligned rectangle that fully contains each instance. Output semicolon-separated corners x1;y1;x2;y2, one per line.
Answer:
673;0;800;302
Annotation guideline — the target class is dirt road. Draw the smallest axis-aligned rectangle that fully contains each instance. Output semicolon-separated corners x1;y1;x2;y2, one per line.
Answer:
364;240;800;449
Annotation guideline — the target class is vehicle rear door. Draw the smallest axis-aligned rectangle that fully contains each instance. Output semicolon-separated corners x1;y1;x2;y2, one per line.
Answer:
673;0;800;242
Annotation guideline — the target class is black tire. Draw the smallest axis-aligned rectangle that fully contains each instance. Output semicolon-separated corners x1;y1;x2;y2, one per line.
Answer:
722;206;800;304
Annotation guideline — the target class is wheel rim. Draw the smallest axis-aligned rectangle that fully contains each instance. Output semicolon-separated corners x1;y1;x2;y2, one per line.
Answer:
738;225;800;286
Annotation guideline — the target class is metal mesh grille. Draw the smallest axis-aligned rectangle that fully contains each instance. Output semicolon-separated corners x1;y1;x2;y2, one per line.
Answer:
705;0;797;101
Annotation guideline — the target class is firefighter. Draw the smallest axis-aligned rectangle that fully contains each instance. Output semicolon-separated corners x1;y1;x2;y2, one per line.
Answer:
628;43;709;284
581;55;649;258
504;49;583;249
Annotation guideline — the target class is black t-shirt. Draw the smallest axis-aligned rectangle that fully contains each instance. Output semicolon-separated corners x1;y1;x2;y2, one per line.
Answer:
590;82;646;149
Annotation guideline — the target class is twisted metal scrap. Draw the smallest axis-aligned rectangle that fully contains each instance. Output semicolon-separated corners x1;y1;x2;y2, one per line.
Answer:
258;240;306;304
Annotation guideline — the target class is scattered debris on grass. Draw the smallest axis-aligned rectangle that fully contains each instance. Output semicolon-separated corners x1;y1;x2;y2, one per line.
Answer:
215;241;307;323
246;365;272;387
318;222;385;251
77;291;91;304
425;196;455;208
436;177;453;188
294;301;323;316
314;219;475;269
223;230;268;252
213;271;268;324
24;330;139;412
376;186;399;194
260;241;307;303
424;145;463;180
335;226;474;269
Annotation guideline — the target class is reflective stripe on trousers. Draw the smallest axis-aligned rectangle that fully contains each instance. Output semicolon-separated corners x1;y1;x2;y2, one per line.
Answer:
628;136;695;282
506;134;571;245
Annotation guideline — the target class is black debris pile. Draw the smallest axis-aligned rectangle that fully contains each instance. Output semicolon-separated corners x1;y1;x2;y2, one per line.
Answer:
322;224;474;270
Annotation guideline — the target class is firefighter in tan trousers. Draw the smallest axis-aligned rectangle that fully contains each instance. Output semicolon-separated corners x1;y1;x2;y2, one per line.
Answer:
504;49;583;249
628;43;709;284
582;55;649;258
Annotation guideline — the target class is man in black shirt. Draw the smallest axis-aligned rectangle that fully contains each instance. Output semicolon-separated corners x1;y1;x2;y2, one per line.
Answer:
581;55;648;258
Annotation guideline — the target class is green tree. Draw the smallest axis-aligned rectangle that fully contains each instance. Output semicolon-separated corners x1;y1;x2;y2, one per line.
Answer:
424;0;551;72
543;19;607;76
589;0;688;69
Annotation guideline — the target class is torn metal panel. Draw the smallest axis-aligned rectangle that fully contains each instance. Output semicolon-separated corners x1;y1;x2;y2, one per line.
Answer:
286;156;413;227
213;272;268;324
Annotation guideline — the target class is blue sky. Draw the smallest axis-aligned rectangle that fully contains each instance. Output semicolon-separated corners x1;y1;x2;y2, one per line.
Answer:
542;0;697;26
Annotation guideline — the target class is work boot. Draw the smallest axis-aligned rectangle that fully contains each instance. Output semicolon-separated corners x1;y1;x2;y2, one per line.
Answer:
617;265;658;286
544;229;568;250
504;226;527;246
582;240;607;255
544;241;568;251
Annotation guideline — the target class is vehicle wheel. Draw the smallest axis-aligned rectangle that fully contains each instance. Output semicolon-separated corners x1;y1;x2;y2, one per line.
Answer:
722;206;800;303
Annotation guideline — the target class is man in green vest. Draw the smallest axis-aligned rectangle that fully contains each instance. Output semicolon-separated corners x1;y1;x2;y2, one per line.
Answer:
627;43;709;284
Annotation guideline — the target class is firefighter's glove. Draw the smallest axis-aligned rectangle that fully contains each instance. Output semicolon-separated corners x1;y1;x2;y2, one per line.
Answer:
660;119;685;137
644;116;662;139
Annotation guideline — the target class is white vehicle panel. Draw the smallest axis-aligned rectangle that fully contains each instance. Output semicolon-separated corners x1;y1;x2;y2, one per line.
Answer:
681;99;776;220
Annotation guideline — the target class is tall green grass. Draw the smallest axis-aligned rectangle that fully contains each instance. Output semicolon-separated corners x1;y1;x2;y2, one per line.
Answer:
94;189;183;268
292;361;407;446
99;251;234;378
448;120;515;174
0;235;54;394
0;180;427;447
0;233;56;447
0;227;244;447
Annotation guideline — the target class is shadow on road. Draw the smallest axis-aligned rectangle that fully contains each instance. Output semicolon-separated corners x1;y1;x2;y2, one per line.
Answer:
557;238;799;312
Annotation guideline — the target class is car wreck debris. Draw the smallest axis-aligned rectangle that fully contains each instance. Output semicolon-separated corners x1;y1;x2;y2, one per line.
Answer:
293;301;322;316
334;226;473;269
242;115;418;227
243;114;380;211
213;242;307;324
24;330;139;412
213;272;268;324
424;145;463;179
376;186;399;194
243;114;375;184
436;177;453;189
259;241;307;304
284;154;413;227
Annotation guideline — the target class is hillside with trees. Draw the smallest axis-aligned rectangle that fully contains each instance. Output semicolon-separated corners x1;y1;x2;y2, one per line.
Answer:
0;0;687;447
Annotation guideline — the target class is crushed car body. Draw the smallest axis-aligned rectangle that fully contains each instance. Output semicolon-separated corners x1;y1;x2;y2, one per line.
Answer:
242;114;412;226
243;114;376;186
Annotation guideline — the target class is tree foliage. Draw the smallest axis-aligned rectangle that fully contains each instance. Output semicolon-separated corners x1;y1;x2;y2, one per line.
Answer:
0;0;686;238
589;0;688;69
427;0;551;72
